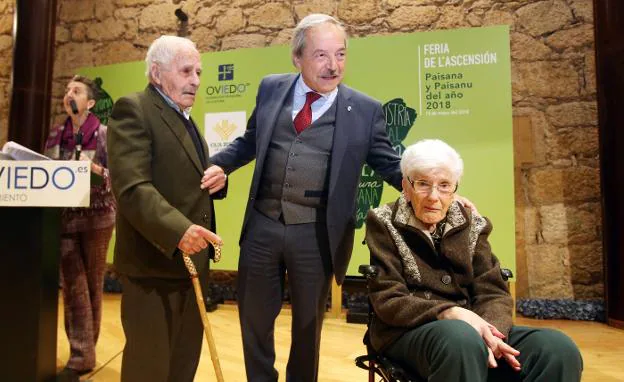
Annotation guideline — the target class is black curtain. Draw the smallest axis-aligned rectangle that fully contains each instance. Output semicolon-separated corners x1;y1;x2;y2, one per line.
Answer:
594;0;624;328
0;0;60;380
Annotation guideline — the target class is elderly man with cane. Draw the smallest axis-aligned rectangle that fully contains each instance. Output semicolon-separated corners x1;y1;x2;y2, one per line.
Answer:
108;35;227;382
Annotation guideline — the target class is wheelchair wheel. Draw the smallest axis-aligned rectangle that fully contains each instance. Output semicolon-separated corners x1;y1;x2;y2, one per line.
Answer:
355;354;400;382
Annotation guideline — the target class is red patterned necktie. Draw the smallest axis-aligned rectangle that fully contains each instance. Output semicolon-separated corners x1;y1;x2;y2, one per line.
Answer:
294;91;321;134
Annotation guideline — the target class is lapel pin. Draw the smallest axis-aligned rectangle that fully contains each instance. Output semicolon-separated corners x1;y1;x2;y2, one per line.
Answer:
347;106;352;112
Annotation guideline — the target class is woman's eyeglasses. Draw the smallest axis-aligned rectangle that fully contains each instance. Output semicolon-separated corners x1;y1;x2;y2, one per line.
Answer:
407;177;458;195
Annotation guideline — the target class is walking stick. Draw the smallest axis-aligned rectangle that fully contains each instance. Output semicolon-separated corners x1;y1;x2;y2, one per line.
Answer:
183;242;225;382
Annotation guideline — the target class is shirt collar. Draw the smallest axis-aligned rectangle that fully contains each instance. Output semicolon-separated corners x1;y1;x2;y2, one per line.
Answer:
295;74;338;100
153;85;192;119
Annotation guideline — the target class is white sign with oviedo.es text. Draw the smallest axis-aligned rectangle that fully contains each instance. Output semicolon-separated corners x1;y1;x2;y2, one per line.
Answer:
0;161;91;207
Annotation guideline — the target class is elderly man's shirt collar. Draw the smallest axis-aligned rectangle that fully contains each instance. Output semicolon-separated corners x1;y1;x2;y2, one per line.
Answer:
154;85;192;119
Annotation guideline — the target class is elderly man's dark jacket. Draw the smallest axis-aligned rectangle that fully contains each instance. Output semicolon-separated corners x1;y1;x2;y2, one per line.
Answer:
366;195;513;352
108;85;224;278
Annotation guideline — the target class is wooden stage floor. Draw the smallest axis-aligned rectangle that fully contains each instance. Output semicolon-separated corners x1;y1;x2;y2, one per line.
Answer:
57;293;624;381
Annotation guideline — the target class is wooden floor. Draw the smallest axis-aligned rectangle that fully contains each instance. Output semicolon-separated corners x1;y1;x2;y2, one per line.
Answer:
57;293;624;381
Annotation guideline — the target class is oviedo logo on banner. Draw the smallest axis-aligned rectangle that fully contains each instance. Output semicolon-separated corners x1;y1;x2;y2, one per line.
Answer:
356;98;417;228
0;161;91;207
204;64;251;104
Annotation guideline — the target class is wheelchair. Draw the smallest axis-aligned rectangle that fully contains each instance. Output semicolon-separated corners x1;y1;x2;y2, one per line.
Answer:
354;264;513;382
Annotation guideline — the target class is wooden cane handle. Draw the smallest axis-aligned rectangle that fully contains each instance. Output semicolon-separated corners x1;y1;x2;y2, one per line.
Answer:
181;241;222;270
182;253;199;277
212;241;222;263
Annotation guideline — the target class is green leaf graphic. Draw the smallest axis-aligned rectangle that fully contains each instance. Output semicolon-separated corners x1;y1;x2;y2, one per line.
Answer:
92;77;114;126
355;98;417;228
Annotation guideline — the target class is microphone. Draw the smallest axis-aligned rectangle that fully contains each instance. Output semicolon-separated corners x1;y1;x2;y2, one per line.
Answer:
69;99;79;115
174;8;188;22
69;99;82;159
75;131;83;160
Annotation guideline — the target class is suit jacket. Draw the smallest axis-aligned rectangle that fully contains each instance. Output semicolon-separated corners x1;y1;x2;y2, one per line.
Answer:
108;85;222;279
211;74;402;284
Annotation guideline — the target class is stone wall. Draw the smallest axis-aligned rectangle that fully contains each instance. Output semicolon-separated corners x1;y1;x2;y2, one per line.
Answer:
0;0;12;140
0;0;601;299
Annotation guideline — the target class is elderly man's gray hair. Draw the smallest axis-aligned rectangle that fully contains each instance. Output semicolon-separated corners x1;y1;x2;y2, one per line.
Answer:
145;35;198;80
400;139;464;183
292;13;347;58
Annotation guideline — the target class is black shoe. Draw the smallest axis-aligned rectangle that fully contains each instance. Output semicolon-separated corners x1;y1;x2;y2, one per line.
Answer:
58;367;93;381
57;368;79;382
205;296;218;312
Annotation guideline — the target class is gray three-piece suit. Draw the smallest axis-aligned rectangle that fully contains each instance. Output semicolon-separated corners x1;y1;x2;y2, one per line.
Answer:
211;73;402;382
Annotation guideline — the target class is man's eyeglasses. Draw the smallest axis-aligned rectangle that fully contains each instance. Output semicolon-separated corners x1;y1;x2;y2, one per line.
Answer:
407;177;458;196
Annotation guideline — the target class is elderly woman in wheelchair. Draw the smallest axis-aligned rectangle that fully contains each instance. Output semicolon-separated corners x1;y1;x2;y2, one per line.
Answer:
363;139;582;382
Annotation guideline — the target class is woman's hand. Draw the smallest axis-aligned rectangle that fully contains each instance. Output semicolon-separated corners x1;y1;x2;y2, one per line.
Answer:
438;306;520;370
491;338;522;371
90;162;103;176
78;152;103;176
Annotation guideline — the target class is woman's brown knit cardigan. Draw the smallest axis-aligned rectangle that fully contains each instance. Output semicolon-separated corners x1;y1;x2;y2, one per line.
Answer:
365;195;513;352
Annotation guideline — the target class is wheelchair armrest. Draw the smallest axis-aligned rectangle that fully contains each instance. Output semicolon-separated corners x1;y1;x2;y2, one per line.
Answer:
358;264;378;279
501;268;513;281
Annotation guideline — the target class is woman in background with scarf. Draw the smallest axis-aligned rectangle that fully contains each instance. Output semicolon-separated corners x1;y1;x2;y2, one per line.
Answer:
45;75;116;380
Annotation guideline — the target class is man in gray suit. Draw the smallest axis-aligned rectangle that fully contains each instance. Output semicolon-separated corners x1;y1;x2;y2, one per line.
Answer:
203;14;402;381
108;36;227;381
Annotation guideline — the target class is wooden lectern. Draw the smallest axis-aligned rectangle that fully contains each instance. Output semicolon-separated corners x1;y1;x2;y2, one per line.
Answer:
0;207;61;381
0;156;91;382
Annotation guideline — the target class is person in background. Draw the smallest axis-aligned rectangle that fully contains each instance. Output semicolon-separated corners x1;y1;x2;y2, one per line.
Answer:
107;35;226;382
44;75;116;380
366;139;583;382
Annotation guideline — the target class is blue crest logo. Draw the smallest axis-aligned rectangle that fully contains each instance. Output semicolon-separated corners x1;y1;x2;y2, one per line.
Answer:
218;64;234;81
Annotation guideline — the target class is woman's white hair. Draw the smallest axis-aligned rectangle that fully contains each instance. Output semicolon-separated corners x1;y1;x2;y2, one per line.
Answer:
400;139;464;183
291;13;347;58
145;35;198;80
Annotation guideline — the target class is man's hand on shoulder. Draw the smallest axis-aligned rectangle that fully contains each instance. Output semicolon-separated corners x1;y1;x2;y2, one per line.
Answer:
178;224;222;255
201;165;227;195
454;194;480;216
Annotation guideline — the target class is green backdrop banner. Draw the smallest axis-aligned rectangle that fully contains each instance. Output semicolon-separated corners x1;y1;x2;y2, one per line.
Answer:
82;25;515;275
